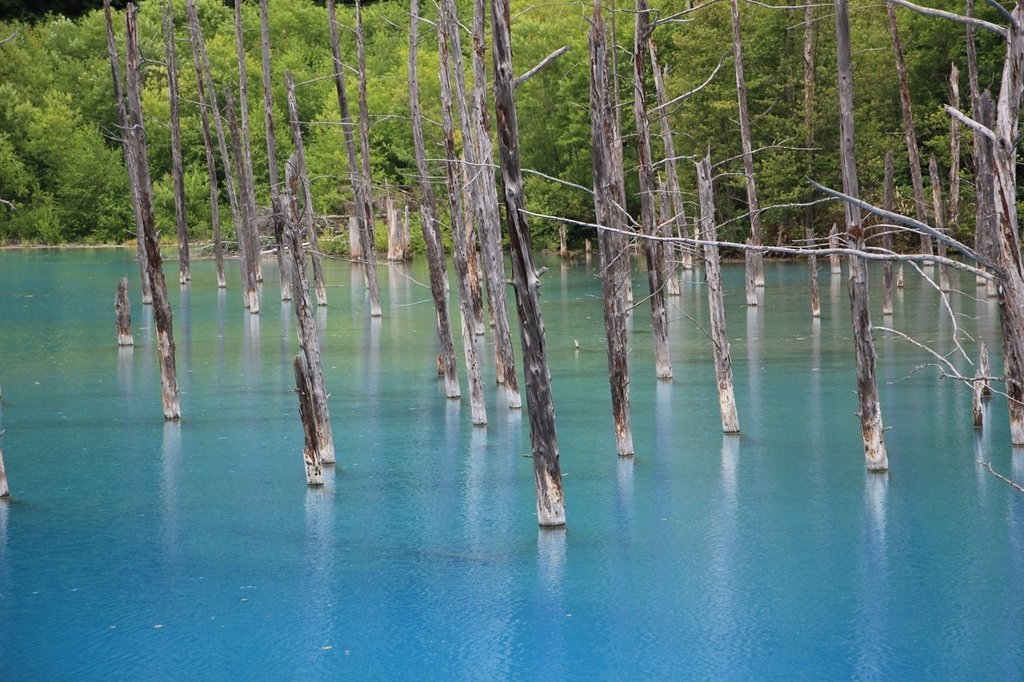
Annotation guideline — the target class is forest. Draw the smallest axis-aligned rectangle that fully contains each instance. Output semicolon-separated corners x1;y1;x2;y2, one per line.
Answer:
0;0;1011;251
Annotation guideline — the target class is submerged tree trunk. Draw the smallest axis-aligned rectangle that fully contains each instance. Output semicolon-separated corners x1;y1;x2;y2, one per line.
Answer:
882;151;895;315
163;0;189;286
126;3;180;421
492;0;565;527
836;0;887;471
292;354;324;486
115;275;133;346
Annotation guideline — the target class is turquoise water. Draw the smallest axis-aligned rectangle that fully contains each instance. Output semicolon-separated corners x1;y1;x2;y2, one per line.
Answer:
0;249;1022;679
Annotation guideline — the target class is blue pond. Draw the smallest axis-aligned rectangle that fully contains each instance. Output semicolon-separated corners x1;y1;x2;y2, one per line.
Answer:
0;249;1022;679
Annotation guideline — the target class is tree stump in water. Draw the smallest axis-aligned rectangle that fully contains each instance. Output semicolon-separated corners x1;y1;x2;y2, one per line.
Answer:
293;355;324;486
0;432;9;498
829;223;842;275
115;275;133;347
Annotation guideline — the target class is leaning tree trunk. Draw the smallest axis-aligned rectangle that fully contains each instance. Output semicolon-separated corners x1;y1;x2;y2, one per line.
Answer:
354;0;383;317
882;151;895;315
234;0;262;286
103;0;151;305
648;41;687;284
836;0;887;471
589;0;634;457
126;3;180;421
409;0;461;400
492;0;566;527
163;0;189;286
633;0;672;380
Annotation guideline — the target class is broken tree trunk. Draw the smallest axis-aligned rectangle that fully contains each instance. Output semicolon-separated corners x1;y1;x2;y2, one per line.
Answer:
354;0;382;317
259;0;291;302
882;151;895;315
928;154;951;292
126;3;180;421
730;0;764;289
829;223;842;275
116;275;133;346
492;0;565;526
589;1;634;457
224;90;260;314
973;365;985;427
233;0;262;286
696;155;740;434
184;0;225;289
634;0;672;380
103;0;151;306
163;0;189;286
836;0;886;471
293;354;324;486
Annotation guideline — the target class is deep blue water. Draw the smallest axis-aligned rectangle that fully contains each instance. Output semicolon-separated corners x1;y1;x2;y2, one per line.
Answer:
0;249;1022;679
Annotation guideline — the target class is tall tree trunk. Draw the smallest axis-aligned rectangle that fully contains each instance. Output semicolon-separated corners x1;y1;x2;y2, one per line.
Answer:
126;3;180;421
948;63;961;233
184;0;225;289
730;0;764;289
836;0;887;471
928;154;951;292
803;2;820;318
886;3;932;259
589;0;634;457
439;15;488;426
234;0;262;286
224;90;260;314
966;0;988;288
259;0;291;301
633;0;672;380
408;0;461;400
163;0;189;286
103;0;151;305
492;0;565;527
882;151;895;315
354;0;383;317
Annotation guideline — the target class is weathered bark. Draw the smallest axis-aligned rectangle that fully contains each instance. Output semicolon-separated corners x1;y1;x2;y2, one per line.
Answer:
928;154;951;292
558;226;568;258
460;168;486;337
886;3;932;258
348;216;363;260
259;0;291;302
115;275;133;346
730;0;764;289
829;223;842;275
439;15;487;425
283;147;335;465
980;339;991;397
589;1;634;457
103;0;151;305
233;0;262;286
967;0;988;287
977;91;998;297
744;246;757;306
224;90;260;314
949;63;961;232
808;230;821;318
492;0;565;526
973;367;985;427
126;4;180;421
386;192;402;261
184;0;225;289
163;0;189;286
327;0;379;316
696;156;740;433
836;0;887;470
0;436;8;498
655;176;681;296
804;2;820;318
882;151;895;315
293;354;324;486
634;0;672;380
354;0;382;317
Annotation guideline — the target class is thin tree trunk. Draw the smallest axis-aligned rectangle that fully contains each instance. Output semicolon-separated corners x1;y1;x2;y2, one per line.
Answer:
808;232;821;318
103;0;151;305
634;0;672;380
259;0;291;302
966;0;988;287
882;151;895;315
980;339;991;397
116;275;133;346
836;0;887;471
886;3;932;258
293;354;324;486
234;0;262;286
977;90;998;298
184;0;225;289
0;438;8;498
928;154;951;292
730;0;764;289
126;3;180;421
949;63;961;233
354;0;382;317
829;223;841;274
803;2;820;318
696;155;740;434
492;0;565;527
224;90;260;314
163;0;189;286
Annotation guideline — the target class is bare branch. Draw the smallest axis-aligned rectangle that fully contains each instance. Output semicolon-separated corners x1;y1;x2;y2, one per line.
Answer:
651;0;724;27
651;54;727;114
0;198;14;211
0;30;19;47
985;0;1019;31
885;0;1007;37
978;460;1024;492
944;104;996;142
515;45;571;88
875;326;961;375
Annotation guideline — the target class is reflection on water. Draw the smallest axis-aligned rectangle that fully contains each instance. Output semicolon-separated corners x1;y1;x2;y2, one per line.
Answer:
854;472;888;678
161;421;182;568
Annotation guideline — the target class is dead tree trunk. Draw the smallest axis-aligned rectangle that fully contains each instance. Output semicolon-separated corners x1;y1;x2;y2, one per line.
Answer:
234;0;262;286
949;63;961;232
439;18;487;425
980;339;992;397
634;0;672;380
829;223;841;275
589;1;634;457
408;1;461;399
327;0;379;316
348;216;363;260
696;155;740;434
293;354;324;486
882;151;895;315
224;90;260;313
808;239;821;318
886;3;932;259
354;0;382;317
492;0;565;527
804;2;820;318
282;144;335;465
103;0;151;305
928;154;951;292
977;91;998;297
163;0;189;286
126;3;180;421
259;0;291;302
184;0;225;288
116;275;133;346
836;0;886;471
966;0;989;288
0;434;8;498
730;0;764;289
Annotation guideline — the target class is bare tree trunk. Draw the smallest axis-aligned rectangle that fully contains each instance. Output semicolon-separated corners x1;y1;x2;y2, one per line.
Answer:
949;63;961;233
492;0;565;527
977;91;998;298
980;339;991;397
103;0;151;305
634;0;672;380
292;354;324;486
744;247;758;306
126;3;180;421
966;0;988;288
234;0;262;286
589;1;634;457
836;0;887;471
116;275;133;346
828;223;841;274
259;0;291;302
882;151;895;315
886;3;932;259
730;0;764;289
354;0;382;317
696;155;740;433
224;90;260;314
439;15;487;426
184;0;225;289
163;0;190;286
804;2;820;318
808;235;821;318
928;154;951;292
0;437;8;498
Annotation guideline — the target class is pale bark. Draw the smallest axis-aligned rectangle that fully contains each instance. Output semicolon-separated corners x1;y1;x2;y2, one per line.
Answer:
928;154;951;292
259;0;291;301
804;2;820;318
224;90;260;313
354;0;382;317
233;0;262;285
163;0;189;285
980;339;991;397
293;354;324;486
116;275;133;346
829;223;842;275
0;438;8;498
949;63;961;232
882;151;895;315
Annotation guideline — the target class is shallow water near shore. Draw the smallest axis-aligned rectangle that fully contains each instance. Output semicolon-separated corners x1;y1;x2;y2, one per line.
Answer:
0;249;1022;678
